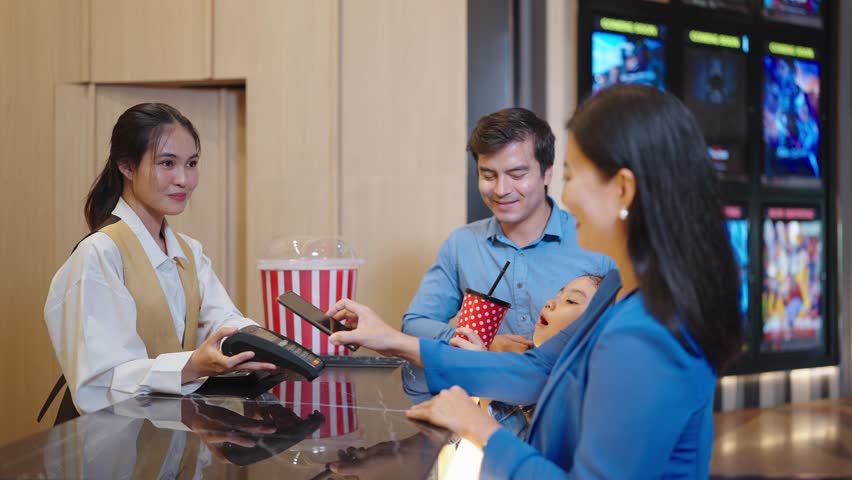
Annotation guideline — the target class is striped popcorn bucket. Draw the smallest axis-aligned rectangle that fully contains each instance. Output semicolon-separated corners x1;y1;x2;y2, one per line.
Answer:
260;264;362;356
273;376;358;439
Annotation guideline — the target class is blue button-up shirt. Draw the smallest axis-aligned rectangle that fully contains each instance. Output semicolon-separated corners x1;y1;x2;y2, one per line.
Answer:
402;198;614;343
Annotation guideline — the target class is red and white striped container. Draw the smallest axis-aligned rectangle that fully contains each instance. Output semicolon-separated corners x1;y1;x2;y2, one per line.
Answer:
273;377;358;439
258;237;364;356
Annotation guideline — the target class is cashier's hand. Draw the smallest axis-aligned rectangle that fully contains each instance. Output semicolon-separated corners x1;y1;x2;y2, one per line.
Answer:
489;334;534;353
181;399;277;464
406;385;500;449
182;327;278;384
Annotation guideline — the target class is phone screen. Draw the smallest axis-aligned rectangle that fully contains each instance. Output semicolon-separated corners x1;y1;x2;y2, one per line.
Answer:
277;291;355;339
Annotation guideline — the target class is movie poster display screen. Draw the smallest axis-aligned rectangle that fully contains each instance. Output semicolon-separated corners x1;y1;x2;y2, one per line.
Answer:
591;16;666;93
761;206;823;352
683;0;752;14
724;206;749;339
684;30;748;178
724;206;750;354
762;42;821;184
762;0;823;29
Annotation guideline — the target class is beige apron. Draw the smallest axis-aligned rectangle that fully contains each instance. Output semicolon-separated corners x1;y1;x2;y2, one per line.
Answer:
100;220;200;354
103;220;203;479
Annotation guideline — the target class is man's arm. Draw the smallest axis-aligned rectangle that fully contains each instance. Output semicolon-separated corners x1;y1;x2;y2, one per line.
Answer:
401;238;463;341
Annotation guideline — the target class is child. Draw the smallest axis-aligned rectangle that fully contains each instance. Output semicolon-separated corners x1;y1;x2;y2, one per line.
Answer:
452;274;603;351
450;273;603;439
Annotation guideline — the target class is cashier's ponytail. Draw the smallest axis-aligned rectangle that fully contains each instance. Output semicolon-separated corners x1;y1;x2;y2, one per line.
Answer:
84;103;200;231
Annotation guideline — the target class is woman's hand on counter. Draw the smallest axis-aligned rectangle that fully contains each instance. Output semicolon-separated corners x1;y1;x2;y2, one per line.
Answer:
405;385;501;449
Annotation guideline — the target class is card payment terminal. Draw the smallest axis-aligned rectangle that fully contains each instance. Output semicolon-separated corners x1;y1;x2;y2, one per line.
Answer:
221;325;325;381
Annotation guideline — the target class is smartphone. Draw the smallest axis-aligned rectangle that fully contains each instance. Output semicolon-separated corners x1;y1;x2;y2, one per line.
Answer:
277;291;359;351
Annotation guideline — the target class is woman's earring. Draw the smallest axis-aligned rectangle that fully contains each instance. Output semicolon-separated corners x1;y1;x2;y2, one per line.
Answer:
618;207;629;220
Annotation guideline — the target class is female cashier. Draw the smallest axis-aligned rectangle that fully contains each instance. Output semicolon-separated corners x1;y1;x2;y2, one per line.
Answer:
44;103;277;418
325;85;744;478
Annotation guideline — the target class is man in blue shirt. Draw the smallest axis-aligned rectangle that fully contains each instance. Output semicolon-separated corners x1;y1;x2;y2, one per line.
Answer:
401;108;613;399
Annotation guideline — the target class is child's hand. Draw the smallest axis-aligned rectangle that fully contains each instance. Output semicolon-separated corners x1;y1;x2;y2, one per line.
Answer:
450;327;487;351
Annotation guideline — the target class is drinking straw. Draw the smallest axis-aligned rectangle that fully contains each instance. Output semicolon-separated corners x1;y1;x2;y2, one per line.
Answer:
487;261;511;297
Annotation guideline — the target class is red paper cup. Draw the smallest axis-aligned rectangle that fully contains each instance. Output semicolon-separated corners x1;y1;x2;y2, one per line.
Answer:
453;288;511;349
260;268;359;356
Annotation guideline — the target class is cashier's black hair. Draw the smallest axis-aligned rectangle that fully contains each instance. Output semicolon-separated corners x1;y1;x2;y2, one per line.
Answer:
84;103;200;231
567;84;743;371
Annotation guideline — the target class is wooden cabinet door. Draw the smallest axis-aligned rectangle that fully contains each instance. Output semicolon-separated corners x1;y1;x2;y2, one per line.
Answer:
90;0;212;82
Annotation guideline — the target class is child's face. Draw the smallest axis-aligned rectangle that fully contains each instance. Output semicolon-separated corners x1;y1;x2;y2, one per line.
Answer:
533;276;599;347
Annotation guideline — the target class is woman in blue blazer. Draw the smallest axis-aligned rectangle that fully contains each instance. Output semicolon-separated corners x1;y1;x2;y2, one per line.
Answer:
327;84;743;478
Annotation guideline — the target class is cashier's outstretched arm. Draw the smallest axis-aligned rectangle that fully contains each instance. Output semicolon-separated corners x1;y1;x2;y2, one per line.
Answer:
327;299;423;368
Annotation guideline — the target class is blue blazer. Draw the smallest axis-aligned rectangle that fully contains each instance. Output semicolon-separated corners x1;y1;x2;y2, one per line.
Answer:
421;271;717;479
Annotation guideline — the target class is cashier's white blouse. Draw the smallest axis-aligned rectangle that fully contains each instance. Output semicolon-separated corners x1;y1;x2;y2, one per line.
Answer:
44;197;255;414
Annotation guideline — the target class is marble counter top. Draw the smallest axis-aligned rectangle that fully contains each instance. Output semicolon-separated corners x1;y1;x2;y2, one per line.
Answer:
11;360;849;478
0;366;452;479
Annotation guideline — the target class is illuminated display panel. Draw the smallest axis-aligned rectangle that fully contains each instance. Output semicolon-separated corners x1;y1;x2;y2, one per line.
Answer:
724;205;750;347
762;42;821;185
577;0;836;373
762;0;823;29
761;205;823;353
684;30;749;178
683;0;752;14
591;16;666;93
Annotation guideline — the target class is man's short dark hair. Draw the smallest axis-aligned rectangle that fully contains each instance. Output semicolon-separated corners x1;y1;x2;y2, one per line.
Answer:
466;108;555;175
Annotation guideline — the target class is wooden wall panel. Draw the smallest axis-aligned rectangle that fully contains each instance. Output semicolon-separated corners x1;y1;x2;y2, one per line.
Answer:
54;0;90;83
212;0;256;79
90;0;212;82
545;0;579;211
0;0;87;446
53;84;95;267
340;0;467;326
224;90;247;308
93;86;233;283
242;0;340;323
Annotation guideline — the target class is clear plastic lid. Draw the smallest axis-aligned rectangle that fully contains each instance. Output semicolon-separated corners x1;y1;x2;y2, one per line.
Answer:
257;236;365;270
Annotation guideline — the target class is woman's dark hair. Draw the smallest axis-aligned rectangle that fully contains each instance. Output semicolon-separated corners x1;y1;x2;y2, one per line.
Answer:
467;107;555;175
568;84;742;371
84;103;200;231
